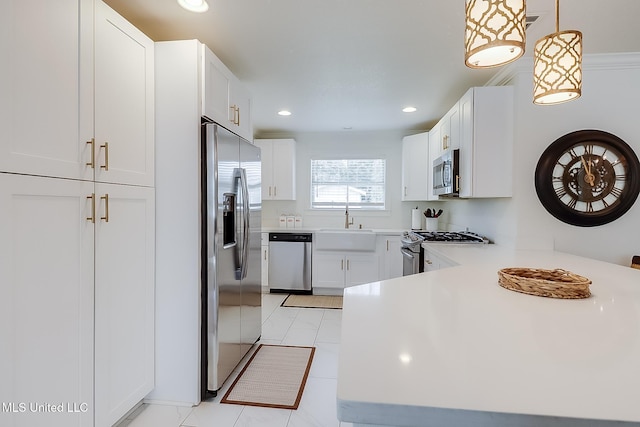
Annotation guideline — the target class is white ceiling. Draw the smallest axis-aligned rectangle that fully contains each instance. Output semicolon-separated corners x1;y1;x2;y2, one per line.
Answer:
103;0;640;136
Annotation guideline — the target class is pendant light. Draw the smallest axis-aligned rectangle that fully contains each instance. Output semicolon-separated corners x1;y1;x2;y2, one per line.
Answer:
533;0;582;105
465;0;526;69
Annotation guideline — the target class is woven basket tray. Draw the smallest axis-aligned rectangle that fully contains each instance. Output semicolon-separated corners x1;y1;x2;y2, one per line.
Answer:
498;267;591;299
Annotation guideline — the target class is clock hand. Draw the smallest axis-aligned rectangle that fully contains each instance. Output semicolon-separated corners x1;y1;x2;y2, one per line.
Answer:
580;155;596;186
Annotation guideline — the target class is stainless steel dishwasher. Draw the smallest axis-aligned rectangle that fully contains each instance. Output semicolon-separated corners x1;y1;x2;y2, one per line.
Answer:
268;232;312;293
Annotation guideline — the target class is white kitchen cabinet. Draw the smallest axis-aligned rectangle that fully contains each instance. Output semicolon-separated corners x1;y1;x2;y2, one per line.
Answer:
401;132;429;201
376;234;403;280
0;173;95;427
202;45;253;141
261;232;269;288
458;86;513;198
431;102;460;160
313;251;379;294
0;0;94;181
94;1;155;187
94;184;155;427
0;2;155;426
423;246;457;272
253;139;296;200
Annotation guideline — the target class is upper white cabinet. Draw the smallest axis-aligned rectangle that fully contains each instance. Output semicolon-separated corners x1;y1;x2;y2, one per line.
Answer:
254;139;296;200
94;1;155;187
0;0;154;188
202;46;253;141
458;86;513;198
401;132;429;201
0;0;94;181
430;102;460;160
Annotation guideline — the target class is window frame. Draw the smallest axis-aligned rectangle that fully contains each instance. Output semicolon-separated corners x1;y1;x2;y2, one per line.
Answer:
309;157;387;211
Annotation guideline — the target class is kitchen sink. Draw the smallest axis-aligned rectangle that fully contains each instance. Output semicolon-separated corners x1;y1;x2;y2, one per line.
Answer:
315;229;376;251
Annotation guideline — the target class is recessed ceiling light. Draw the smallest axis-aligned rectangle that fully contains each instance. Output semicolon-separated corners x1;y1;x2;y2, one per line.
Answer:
402;106;417;113
177;0;209;13
278;110;292;116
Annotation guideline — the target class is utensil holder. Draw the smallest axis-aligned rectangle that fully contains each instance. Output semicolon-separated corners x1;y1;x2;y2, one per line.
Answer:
425;218;438;231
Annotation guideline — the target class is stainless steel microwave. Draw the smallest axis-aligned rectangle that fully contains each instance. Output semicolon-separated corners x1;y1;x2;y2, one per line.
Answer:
433;149;459;196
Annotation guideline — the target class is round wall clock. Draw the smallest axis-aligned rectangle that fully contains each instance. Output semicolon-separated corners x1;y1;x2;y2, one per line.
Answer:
534;129;640;227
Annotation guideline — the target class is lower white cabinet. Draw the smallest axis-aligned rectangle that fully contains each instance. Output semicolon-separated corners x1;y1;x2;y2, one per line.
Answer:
94;183;155;427
313;252;379;293
0;173;94;427
423;246;457;272
376;234;403;280
0;173;155;427
261;232;269;288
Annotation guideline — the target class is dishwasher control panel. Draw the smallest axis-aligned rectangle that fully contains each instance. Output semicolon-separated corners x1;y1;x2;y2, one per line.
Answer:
269;233;312;242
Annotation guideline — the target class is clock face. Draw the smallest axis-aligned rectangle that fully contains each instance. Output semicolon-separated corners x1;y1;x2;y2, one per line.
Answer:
535;130;640;227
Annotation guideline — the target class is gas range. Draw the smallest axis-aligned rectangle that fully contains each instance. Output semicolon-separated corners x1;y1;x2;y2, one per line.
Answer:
402;230;488;247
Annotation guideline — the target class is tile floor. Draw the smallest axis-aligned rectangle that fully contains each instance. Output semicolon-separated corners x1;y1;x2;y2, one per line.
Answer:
116;293;353;427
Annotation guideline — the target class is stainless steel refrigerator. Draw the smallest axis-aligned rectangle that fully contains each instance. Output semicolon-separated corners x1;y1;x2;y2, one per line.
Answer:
201;120;262;397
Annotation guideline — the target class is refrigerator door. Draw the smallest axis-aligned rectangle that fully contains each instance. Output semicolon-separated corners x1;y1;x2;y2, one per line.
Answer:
240;140;262;355
205;124;242;392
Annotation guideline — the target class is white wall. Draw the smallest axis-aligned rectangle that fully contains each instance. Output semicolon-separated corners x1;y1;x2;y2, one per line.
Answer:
259;53;640;266
259;130;446;230
441;53;640;265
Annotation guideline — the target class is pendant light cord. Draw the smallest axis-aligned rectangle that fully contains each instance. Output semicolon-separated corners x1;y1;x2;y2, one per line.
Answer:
555;0;560;33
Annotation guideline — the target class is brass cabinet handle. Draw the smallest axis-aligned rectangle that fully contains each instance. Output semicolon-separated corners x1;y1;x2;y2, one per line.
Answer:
442;135;449;151
100;194;109;222
86;139;95;168
100;142;109;171
456;174;460;192
268;186;272;197
386;240;389;251
273;186;276;197
229;105;240;125
347;259;350;270
264;249;267;261
86;193;96;223
341;259;344;270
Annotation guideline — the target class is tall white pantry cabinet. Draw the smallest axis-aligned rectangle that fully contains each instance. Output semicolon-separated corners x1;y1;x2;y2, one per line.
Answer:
0;2;155;427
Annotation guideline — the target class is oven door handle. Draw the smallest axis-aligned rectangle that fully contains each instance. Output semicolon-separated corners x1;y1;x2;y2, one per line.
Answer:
400;248;416;259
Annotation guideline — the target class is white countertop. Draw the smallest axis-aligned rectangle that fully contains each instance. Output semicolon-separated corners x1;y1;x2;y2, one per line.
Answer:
337;245;640;427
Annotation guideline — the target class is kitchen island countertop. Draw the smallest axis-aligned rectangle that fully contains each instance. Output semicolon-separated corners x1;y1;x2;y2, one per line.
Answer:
337;246;640;427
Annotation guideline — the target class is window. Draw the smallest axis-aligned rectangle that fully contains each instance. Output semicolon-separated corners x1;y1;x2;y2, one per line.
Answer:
311;159;386;209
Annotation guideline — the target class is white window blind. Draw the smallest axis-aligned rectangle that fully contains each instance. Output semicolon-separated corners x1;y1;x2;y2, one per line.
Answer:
311;159;386;209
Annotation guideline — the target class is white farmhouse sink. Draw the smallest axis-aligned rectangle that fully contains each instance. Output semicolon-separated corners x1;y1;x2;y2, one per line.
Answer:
315;229;376;251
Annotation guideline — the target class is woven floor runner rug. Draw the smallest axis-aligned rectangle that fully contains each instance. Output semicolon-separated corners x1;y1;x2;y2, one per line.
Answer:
281;294;343;309
221;344;315;409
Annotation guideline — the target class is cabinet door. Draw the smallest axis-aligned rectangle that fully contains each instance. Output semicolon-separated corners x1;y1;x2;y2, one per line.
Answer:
401;133;428;201
312;252;346;289
439;102;460;152
95;1;154;187
346;254;380;287
0;173;94;427
202;45;231;125
271;139;296;200
94;184;155;427
253;139;274;198
0;0;94;180
229;78;253;141
377;235;403;280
